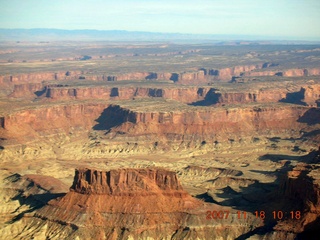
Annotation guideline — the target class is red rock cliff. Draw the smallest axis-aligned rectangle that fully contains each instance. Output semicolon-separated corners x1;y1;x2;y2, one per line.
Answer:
301;84;320;107
277;163;320;233
71;168;183;195
9;83;43;98
44;86;212;103
110;103;311;141
2;103;109;141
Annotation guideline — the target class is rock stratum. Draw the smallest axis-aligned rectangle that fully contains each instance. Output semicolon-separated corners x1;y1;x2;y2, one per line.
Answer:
1;98;319;161
2;63;320;92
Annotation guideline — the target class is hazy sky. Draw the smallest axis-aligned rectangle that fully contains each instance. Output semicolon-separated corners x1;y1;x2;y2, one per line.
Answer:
1;0;320;40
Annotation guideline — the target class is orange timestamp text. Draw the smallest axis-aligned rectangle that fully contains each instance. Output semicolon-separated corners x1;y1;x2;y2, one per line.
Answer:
206;210;301;220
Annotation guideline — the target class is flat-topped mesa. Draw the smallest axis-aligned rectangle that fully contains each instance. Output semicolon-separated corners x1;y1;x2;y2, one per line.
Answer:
71;168;183;195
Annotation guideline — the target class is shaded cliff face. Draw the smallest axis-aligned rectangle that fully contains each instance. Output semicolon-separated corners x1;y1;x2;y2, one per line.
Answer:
276;162;320;235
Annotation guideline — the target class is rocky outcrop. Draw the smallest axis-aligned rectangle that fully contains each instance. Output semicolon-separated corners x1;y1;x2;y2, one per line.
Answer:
6;71;83;84
2;66;320;92
302;85;320;107
9;81;318;108
9;168;260;239
176;70;207;84
280;84;320;107
0;71;84;94
31;168;202;237
276;163;320;234
1;62;281;91
9;83;44;98
243;67;320;78
71;168;184;195
1;103;109;141
35;84;304;106
44;86;212;103
201;89;288;105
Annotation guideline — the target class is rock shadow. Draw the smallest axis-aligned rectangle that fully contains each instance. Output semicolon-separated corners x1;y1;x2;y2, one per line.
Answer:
298;108;320;125
203;155;318;239
93;105;135;131
235;225;277;240
259;154;301;162
216;172;294;239
8;192;65;223
302;129;320;138
190;88;221;106
34;87;47;97
259;151;318;164
214;180;279;208
145;72;157;80
296;218;320;240
170;73;179;82
279;89;306;105
195;192;218;204
4;174;66;224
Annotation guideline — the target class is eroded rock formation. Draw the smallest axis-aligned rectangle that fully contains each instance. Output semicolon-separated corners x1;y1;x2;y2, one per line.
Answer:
71;168;185;195
6;168;259;239
1;103;109;140
5;62;315;92
105;101;312;141
275;162;320;236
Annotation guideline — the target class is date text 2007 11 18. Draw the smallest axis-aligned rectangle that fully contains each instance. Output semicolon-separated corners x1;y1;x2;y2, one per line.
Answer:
206;210;301;220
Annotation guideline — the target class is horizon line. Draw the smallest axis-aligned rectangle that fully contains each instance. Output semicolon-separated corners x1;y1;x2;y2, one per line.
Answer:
0;28;319;42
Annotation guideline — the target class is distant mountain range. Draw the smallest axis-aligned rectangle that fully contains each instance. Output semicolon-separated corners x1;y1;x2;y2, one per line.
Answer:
0;28;318;43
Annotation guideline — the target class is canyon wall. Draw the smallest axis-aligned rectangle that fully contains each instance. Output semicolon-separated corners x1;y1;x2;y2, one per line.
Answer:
8;83;44;98
210;89;288;105
5;62;314;90
1;101;314;144
44;86;211;103
243;67;320;78
22;84;316;106
1;103;109;140
106;103;312;142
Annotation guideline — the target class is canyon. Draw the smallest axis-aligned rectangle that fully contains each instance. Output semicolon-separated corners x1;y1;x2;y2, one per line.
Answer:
0;42;319;239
